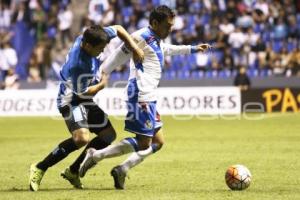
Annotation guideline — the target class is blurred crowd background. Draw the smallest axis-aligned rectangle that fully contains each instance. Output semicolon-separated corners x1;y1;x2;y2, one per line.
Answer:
1;0;300;89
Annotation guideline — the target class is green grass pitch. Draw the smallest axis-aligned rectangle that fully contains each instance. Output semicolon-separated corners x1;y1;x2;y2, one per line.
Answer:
0;113;300;200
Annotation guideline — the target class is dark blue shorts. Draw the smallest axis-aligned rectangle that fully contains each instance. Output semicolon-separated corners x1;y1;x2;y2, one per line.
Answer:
59;102;111;134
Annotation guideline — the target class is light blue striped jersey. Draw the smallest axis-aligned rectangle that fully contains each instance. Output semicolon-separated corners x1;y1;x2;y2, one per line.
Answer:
57;26;117;108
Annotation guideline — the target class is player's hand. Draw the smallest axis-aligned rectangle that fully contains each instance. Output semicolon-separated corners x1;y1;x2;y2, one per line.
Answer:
196;43;212;52
132;47;144;63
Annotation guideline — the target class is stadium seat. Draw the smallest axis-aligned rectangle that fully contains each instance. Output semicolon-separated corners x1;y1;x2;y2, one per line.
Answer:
191;71;205;79
253;23;265;34
287;41;297;52
177;70;190;79
121;7;133;23
205;70;213;78
186;55;197;69
218;69;231;79
247;68;259;77
259;69;269;77
213;51;224;63
121;71;129;80
200;13;210;25
110;72;122;81
272;40;283;53
296;14;300;26
163;70;176;80
262;32;271;43
171;55;183;71
231;69;238;77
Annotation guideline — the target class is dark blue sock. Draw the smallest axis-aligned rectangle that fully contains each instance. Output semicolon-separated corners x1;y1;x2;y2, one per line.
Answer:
69;137;110;174
36;138;78;171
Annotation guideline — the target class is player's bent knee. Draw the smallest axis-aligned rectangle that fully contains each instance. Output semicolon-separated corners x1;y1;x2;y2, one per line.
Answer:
74;136;89;147
72;128;90;147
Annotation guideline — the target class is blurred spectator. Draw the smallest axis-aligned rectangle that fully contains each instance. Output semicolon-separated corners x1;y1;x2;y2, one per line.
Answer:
221;48;234;71
58;5;73;48
253;0;269;17
246;27;259;47
31;1;47;41
11;1;31;25
234;66;251;91
272;17;288;40
204;17;219;43
211;57;221;75
80;16;93;32
28;50;41;82
172;14;184;31
29;39;52;81
0;39;18;82
228;27;247;66
246;27;259;67
1;0;300;82
262;44;276;70
236;10;254;29
219;17;234;35
228;27;247;50
272;53;285;76
194;51;209;72
280;47;291;73
287;47;300;76
225;0;239;23
4;68;19;90
88;0;111;25
0;1;11;31
287;15;299;39
214;32;227;51
252;37;266;69
46;4;59;45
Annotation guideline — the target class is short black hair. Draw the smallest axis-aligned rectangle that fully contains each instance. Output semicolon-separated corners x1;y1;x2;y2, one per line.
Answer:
149;5;175;25
82;25;109;47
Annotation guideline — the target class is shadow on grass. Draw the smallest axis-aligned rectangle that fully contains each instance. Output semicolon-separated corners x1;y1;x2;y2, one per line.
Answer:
214;188;300;194
0;187;117;193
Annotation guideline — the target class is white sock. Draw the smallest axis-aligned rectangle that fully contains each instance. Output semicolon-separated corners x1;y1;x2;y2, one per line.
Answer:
93;138;137;162
120;146;154;173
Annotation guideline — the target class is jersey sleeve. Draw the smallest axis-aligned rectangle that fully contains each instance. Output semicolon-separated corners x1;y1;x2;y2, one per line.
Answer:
162;43;192;56
101;44;132;74
103;26;117;41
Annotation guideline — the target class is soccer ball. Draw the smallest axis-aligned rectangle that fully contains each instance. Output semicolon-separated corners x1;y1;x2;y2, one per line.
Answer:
225;164;252;190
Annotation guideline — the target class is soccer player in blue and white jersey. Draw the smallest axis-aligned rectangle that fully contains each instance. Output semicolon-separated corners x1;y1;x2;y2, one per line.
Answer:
29;25;144;191
79;5;211;189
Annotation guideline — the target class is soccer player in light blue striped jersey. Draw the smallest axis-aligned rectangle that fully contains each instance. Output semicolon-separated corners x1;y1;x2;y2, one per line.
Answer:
29;25;144;191
79;5;211;189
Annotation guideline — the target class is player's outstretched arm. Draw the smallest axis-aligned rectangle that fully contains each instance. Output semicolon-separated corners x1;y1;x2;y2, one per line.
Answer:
112;25;144;63
163;43;212;56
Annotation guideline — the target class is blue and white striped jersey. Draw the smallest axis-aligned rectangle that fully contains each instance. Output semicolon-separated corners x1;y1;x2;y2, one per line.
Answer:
102;27;196;102
57;26;117;108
